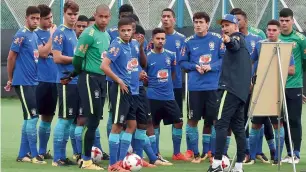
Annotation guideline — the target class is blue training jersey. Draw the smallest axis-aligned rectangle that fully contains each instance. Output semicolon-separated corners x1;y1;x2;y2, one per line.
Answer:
179;32;224;91
106;37;138;92
52;25;78;84
35;28;58;83
107;26;119;43
129;39;141;95
252;39;295;74
164;31;186;88
10;27;39;86
244;33;262;60
146;49;176;100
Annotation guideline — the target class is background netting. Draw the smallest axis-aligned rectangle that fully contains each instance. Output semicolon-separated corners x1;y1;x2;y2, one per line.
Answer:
2;0;61;29
1;0;305;31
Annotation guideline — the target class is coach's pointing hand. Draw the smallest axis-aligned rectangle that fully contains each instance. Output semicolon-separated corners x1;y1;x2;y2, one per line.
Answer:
222;34;230;43
118;79;129;94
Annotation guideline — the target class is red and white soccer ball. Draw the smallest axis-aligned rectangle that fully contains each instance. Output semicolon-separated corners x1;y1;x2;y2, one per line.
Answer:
91;146;102;163
211;155;230;171
123;153;143;172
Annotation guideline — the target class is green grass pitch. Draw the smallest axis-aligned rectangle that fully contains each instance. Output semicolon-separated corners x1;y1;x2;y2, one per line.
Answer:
1;98;306;171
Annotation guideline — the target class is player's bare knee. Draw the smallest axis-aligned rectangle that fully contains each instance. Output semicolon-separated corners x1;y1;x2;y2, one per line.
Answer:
111;124;123;134
227;128;232;136
273;123;283;129
203;124;211;134
252;124;262;129
187;119;198;127
125;120;137;133
137;123;147;130
77;116;87;126
173;121;183;129
41;115;53;122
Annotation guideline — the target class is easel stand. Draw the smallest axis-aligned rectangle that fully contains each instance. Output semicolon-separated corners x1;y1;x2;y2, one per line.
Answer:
228;43;296;172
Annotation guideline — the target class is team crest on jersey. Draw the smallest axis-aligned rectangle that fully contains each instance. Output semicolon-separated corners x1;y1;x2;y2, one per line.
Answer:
127;58;139;73
120;115;125;123
135;45;139;53
251;41;256;48
175;40;181;48
14;37;24;45
31;108;37;116
79;108;83;115
157;69;169;82
209;42;215;50
199;54;212;64
188;110;193;119
69;108;73;116
33;50;39;63
54;34;63;44
292;41;297;48
165;57;171;66
94;90;100;98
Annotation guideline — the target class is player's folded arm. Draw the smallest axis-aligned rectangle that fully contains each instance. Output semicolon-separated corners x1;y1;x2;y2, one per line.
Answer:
52;50;73;64
37;37;52;58
288;55;295;76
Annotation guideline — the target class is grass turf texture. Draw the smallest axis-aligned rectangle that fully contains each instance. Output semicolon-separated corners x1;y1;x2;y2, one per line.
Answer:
2;98;306;171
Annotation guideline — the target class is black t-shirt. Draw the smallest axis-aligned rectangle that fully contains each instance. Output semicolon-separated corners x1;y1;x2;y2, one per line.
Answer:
219;32;252;102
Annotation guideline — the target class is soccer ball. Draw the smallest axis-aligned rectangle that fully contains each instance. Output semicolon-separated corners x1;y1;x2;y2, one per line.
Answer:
122;153;143;172
91;146;102;163
211;156;230;171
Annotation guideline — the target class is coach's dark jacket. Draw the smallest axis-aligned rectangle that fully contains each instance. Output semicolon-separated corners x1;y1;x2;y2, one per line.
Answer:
219;32;252;103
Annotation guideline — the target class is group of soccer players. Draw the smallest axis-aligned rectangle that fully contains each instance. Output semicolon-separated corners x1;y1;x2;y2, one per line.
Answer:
5;0;306;171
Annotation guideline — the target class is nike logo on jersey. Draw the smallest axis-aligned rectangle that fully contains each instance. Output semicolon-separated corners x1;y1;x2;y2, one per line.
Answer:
40;37;46;40
97;41;101;44
193;47;199;50
29;40;32;42
69;37;72;40
150;62;156;66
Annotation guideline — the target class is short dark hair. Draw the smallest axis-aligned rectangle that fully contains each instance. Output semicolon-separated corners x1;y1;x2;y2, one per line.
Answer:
128;14;139;22
230;8;242;15
135;24;145;35
89;16;95;21
26;6;40;17
119;4;133;14
77;15;89;22
232;10;247;19
267;19;280;27
64;0;79;13
152;28;165;37
118;17;133;28
162;8;175;18
37;4;51;18
193;12;210;23
279;8;293;18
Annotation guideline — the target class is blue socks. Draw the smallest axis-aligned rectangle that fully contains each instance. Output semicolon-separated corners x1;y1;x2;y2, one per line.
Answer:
63;119;73;159
119;132;133;161
69;123;77;155
245;138;250;154
186;125;192;151
53;118;72;161
154;128;160;154
107;112;112;138
294;150;300;158
134;129;146;158
172;127;182;155
94;128;103;152
267;139;276;153
210;126;216;155
186;124;199;155
18;120;30;158
149;135;158;155
257;126;264;154
26;118;39;157
249;128;261;160
202;134;211;154
144;135;157;162
109;133;120;165
75;126;83;154
274;127;284;161
39;120;51;155
223;136;231;155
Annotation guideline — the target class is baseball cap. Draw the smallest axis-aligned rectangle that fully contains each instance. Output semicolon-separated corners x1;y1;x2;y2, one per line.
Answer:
217;14;238;25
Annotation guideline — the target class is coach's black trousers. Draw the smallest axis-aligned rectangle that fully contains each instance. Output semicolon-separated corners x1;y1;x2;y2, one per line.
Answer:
78;72;106;157
284;88;302;153
215;90;245;162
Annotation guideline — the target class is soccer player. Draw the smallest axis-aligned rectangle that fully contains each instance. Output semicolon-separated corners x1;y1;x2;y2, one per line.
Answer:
101;18;140;172
230;8;273;162
106;4;135;138
208;14;252;172
157;8;187;161
6;6;46;164
247;20;295;166
88;16;95;26
66;4;111;170
279;8;306;164
74;15;89;38
51;1;79;166
179;12;224;163
35;4;57;160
